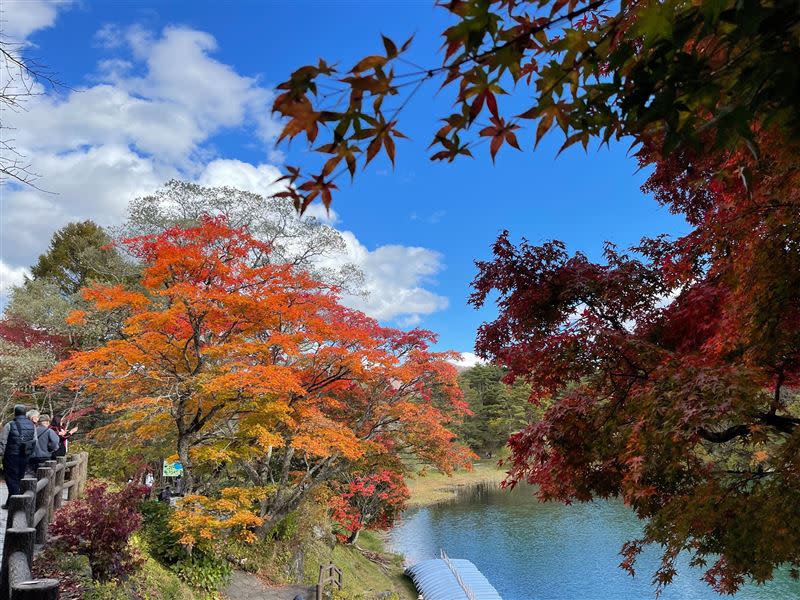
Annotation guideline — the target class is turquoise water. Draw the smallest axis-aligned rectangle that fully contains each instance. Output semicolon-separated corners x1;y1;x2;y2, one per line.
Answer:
388;484;800;600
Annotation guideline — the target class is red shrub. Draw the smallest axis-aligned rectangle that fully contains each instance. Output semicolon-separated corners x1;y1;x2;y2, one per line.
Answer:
51;481;148;582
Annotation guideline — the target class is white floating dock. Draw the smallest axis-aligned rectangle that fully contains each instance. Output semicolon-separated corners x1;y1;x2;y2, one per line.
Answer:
405;554;503;600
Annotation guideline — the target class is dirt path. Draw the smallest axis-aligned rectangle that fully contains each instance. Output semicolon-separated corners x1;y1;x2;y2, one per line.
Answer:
223;571;315;600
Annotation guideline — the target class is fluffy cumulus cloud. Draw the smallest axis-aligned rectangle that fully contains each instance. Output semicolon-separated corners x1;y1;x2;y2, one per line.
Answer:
2;0;73;40
334;234;448;321
449;352;487;369
0;12;448;324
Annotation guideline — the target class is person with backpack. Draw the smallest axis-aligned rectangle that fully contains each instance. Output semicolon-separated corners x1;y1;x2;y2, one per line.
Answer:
32;414;60;472
0;404;37;506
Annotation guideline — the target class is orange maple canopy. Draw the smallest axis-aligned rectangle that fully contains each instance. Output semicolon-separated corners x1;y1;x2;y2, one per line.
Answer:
36;217;473;542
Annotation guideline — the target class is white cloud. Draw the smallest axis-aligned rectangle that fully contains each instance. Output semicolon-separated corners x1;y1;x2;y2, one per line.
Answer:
2;25;278;266
333;232;448;321
0;20;450;325
197;159;338;224
2;146;165;266
130;27;273;141
0;261;28;302
12;25;274;164
2;0;72;41
448;352;487;369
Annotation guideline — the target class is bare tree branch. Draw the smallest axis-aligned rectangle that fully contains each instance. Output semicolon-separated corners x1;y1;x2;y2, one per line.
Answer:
0;36;65;187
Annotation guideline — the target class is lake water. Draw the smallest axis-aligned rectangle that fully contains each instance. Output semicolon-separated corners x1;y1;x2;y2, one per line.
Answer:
388;484;800;600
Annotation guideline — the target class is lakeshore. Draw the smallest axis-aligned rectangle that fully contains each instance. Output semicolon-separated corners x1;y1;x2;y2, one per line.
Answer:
405;461;507;508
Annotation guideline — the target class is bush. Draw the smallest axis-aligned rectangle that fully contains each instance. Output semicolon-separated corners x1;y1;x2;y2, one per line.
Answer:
171;554;231;598
51;480;148;582
140;500;187;566
139;500;231;597
269;511;299;542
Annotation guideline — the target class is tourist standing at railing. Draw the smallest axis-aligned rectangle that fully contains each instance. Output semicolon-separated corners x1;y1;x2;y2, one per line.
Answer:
0;404;37;507
31;414;60;472
49;416;78;457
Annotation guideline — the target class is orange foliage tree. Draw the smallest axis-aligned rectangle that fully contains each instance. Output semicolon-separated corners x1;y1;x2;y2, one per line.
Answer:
37;217;472;537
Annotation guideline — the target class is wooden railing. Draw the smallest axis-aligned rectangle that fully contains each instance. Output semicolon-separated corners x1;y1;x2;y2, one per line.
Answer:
0;452;89;600
316;561;343;600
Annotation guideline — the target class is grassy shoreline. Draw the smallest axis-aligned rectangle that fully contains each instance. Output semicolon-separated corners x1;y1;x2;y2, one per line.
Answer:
405;459;507;508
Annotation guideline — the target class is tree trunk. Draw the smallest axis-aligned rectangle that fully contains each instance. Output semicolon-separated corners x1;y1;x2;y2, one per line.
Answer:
177;435;194;493
257;453;343;537
347;528;361;545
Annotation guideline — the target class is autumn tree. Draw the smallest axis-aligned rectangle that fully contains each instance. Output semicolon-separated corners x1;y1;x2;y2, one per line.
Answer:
6;221;139;352
268;0;800;591
469;125;800;593
30;220;136;297
330;470;409;545
0;319;68;413
37;217;472;539
0;221;140;424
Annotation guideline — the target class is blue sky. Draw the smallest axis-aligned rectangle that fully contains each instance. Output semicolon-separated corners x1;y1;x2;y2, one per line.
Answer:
1;0;687;360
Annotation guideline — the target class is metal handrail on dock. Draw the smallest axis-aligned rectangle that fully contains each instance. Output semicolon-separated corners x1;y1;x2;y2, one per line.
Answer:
440;549;477;600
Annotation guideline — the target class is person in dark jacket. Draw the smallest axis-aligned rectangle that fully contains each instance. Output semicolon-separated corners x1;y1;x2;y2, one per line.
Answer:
0;405;37;506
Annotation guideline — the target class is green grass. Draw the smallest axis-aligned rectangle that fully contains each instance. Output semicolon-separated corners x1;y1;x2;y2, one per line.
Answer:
85;555;198;600
301;531;415;600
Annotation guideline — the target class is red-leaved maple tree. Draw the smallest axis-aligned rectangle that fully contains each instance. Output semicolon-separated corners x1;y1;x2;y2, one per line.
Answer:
471;128;800;593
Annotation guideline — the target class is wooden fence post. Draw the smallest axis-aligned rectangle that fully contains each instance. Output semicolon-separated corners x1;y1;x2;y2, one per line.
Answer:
1;527;35;600
10;579;58;600
52;457;66;511
65;457;76;501
34;466;52;546
77;453;88;498
17;481;35;529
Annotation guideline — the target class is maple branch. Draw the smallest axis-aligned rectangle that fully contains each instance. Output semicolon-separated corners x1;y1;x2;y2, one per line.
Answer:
698;424;751;443
304;366;350;393
699;412;799;443
757;411;799;434
191;401;226;433
409;0;609;80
